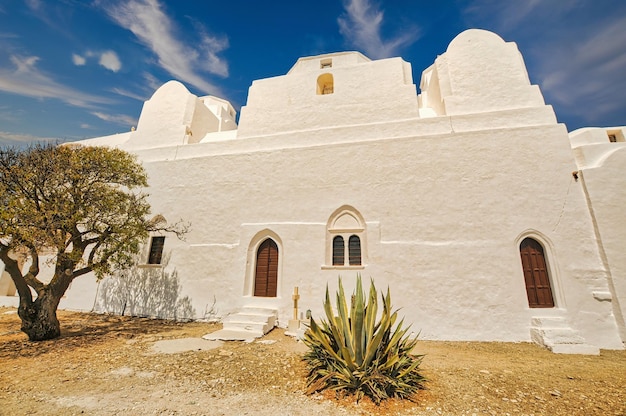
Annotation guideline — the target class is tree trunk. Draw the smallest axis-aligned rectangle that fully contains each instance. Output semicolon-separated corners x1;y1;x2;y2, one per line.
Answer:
18;289;61;341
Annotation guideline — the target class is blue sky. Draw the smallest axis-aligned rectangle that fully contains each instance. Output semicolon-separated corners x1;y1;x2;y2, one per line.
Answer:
0;0;625;147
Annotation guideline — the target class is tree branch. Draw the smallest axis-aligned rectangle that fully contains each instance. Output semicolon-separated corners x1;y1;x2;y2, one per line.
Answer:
148;219;190;241
72;266;93;279
22;244;45;295
0;245;33;307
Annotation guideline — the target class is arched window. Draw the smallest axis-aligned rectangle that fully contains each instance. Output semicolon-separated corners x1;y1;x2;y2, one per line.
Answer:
333;236;345;265
325;206;366;268
316;73;334;95
519;237;555;308
348;235;361;265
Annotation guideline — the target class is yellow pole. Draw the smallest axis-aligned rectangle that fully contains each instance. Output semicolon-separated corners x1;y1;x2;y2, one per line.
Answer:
292;286;300;320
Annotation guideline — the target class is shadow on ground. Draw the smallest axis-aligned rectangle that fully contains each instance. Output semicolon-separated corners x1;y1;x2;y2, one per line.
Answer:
0;309;209;359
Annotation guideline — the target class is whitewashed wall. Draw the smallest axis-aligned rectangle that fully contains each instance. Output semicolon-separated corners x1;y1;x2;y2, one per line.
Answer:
1;29;623;349
570;127;626;342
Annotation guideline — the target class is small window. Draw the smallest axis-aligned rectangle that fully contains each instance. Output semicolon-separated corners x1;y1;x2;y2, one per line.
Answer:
325;206;366;268
348;235;361;265
148;236;165;265
316;73;334;95
333;236;345;265
607;130;624;142
320;59;332;69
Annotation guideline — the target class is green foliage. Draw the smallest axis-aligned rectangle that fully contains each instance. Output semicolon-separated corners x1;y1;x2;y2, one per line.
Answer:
0;143;154;277
303;275;425;404
0;143;188;340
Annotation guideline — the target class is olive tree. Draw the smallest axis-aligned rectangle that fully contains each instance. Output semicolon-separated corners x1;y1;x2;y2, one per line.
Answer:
0;143;186;341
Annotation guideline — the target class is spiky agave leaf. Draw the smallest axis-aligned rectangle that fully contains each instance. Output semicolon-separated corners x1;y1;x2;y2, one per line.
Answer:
303;275;426;405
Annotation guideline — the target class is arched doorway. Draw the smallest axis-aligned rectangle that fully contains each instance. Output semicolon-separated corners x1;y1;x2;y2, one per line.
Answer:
254;239;278;297
519;237;555;308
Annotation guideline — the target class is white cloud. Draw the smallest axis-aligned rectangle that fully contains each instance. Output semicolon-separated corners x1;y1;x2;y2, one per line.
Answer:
338;0;420;59
110;87;146;101
24;0;72;38
111;72;163;101
100;0;228;96
142;72;162;91
99;50;122;72
0;106;20;123
462;0;546;32
189;17;229;78
0;55;113;108
538;16;626;123
91;111;137;127
73;50;122;72
0;130;60;147
25;0;42;12
462;1;626;127
72;53;86;66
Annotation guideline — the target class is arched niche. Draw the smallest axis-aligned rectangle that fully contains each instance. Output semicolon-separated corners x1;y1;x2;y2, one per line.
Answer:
316;73;334;95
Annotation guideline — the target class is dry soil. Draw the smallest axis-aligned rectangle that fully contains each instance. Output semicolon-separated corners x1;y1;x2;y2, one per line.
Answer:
0;308;624;415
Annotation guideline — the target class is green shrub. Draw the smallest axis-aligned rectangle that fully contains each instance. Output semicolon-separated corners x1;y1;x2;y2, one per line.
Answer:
302;275;425;404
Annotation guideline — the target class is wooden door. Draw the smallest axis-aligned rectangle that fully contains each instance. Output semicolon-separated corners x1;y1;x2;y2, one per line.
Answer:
520;238;554;308
254;239;278;297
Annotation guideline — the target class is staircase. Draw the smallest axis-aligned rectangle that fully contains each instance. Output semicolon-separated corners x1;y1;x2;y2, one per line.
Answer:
203;306;278;341
530;317;599;355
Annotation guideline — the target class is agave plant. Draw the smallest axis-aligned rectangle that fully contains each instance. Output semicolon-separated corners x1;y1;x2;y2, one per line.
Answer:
302;275;425;404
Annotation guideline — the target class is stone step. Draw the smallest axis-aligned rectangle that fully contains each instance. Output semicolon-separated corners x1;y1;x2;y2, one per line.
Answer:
223;312;277;325
222;319;272;334
239;306;278;316
203;328;262;342
550;343;601;355
285;319;309;340
530;316;569;328
530;316;599;355
203;305;278;341
530;328;586;346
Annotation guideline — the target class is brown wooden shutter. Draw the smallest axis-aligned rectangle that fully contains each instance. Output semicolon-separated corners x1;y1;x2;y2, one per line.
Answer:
520;238;554;308
348;235;361;266
254;239;278;297
148;236;165;264
333;236;345;265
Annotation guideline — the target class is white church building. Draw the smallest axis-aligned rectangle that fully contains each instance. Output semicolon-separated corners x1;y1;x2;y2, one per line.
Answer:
1;29;625;353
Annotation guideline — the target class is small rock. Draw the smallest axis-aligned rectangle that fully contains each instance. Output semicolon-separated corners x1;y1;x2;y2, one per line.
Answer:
110;367;134;376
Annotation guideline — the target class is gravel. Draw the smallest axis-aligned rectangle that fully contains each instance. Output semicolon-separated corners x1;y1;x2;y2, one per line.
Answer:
1;308;624;415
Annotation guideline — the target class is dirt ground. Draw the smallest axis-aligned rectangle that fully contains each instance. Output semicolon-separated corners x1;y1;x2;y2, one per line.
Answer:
0;308;624;416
